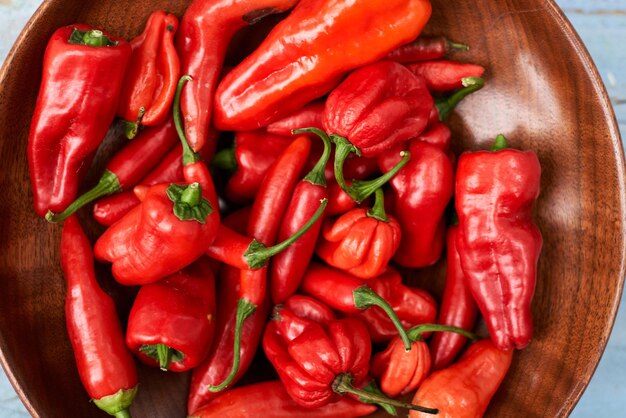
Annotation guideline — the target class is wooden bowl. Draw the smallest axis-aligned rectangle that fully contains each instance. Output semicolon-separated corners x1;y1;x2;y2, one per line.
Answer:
0;0;624;417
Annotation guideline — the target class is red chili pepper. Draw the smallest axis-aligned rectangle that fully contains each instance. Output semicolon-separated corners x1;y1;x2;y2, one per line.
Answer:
125;257;216;372
300;262;413;350
406;60;486;92
118;11;180;138
385;36;469;63
316;188;401;279
326;180;358;216
28;24;131;217
429;225;479;370
416;122;452;153
266;101;326;137
378;140;454;267
409;339;513;418
46;118;178;222
455;134;542;350
212;130;294;203
431;76;485;122
214;0;432;131
188;380;377;418
355;268;438;343
177;0;299;152
61;216;137;418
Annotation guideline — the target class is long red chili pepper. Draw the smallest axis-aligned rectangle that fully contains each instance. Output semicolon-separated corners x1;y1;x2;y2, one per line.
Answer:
265;101;326;137
125;257;216;372
406;60;486;92
46;118;178;222
118;11;180;138
385;35;469;63
409;339;513;418
28;24;131;217
432;76;485;122
455;134;542;350
429;224;479;370
177;0;299;152
214;0;432;131
61;216;137;418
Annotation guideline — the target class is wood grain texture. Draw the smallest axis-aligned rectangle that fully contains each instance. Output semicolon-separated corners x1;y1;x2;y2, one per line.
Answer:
0;1;624;417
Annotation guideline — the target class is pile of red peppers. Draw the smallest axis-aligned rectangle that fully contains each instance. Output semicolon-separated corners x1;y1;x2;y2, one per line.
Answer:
27;1;543;417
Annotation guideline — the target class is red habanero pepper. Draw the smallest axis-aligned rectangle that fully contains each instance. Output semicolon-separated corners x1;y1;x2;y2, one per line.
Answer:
28;24;131;217
417;122;452;154
177;0;299;152
188;380;377;418
214;0;432;131
371;324;477;398
316;188;400;279
455;134;542;350
46;118;178;222
406;60;486;93
429;225;479;370
378;140;454;268
125;258;216;372
356;268;438;343
409;339;513;418
300;262;413;350
266;101;326;137
385;36;469;63
61;216;137;418
212;130;294;203
118;11;180;138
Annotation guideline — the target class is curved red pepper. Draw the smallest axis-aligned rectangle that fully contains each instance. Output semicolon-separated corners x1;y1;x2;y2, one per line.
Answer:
455;135;542;350
61;216;137;418
125;257;216;372
177;0;299;151
118;11;180;137
406;60;486;92
28;24;131;217
385;36;469;63
266;101;326;137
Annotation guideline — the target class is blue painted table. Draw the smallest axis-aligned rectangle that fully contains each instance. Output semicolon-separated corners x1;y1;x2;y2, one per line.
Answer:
0;0;624;416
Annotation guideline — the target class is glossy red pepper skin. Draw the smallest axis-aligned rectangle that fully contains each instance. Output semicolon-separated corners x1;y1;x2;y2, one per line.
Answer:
214;0;432;131
28;24;131;217
378;140;454;268
93;191;142;226
118;11;180;133
406;60;486;92
371;337;430;397
266;101;326;137
125;258;216;372
188;380;377;418
429;225;478;370
61;216;137;417
177;0;298;151
385;36;469;63
456;144;542;350
410;340;513;418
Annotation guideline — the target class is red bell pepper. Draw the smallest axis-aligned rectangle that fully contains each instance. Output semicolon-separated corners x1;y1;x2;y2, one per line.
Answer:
316;188;401;279
214;0;432;131
406;60;486;92
429;225;479;370
355;268;438;343
125;257;216;372
177;0;299;151
409;339;513;418
188;380;377;418
385;35;469;63
455;134;542;350
118;11;180;138
28;24;131;217
378;140;454;267
61;216;137;418
266;101;326;137
46;118;178;222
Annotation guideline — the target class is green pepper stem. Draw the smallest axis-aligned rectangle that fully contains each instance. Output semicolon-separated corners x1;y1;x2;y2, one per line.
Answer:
366;188;389;222
352;286;412;351
69;28;117;47
244;199;328;269
207;299;257;392
114;410;132;418
294;127;332;187
167;183;212;223
125;107;146;139
45;170;121;223
173;75;200;166
92;387;137;418
447;39;470;51
490;134;509;151
406;323;480;342
180;183;201;206
332;374;438;415
156;344;173;371
212;147;237;171
436;76;485;121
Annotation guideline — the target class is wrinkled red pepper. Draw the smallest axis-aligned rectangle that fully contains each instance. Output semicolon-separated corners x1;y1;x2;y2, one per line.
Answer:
177;0;299;151
406;60;486;92
118;11;180;138
214;0;432;131
125;257;216;372
455;135;542;350
61;216;137;418
385;35;469;63
28;24;131;217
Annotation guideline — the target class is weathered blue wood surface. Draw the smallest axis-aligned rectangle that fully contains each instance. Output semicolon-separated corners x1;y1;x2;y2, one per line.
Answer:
0;0;624;416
